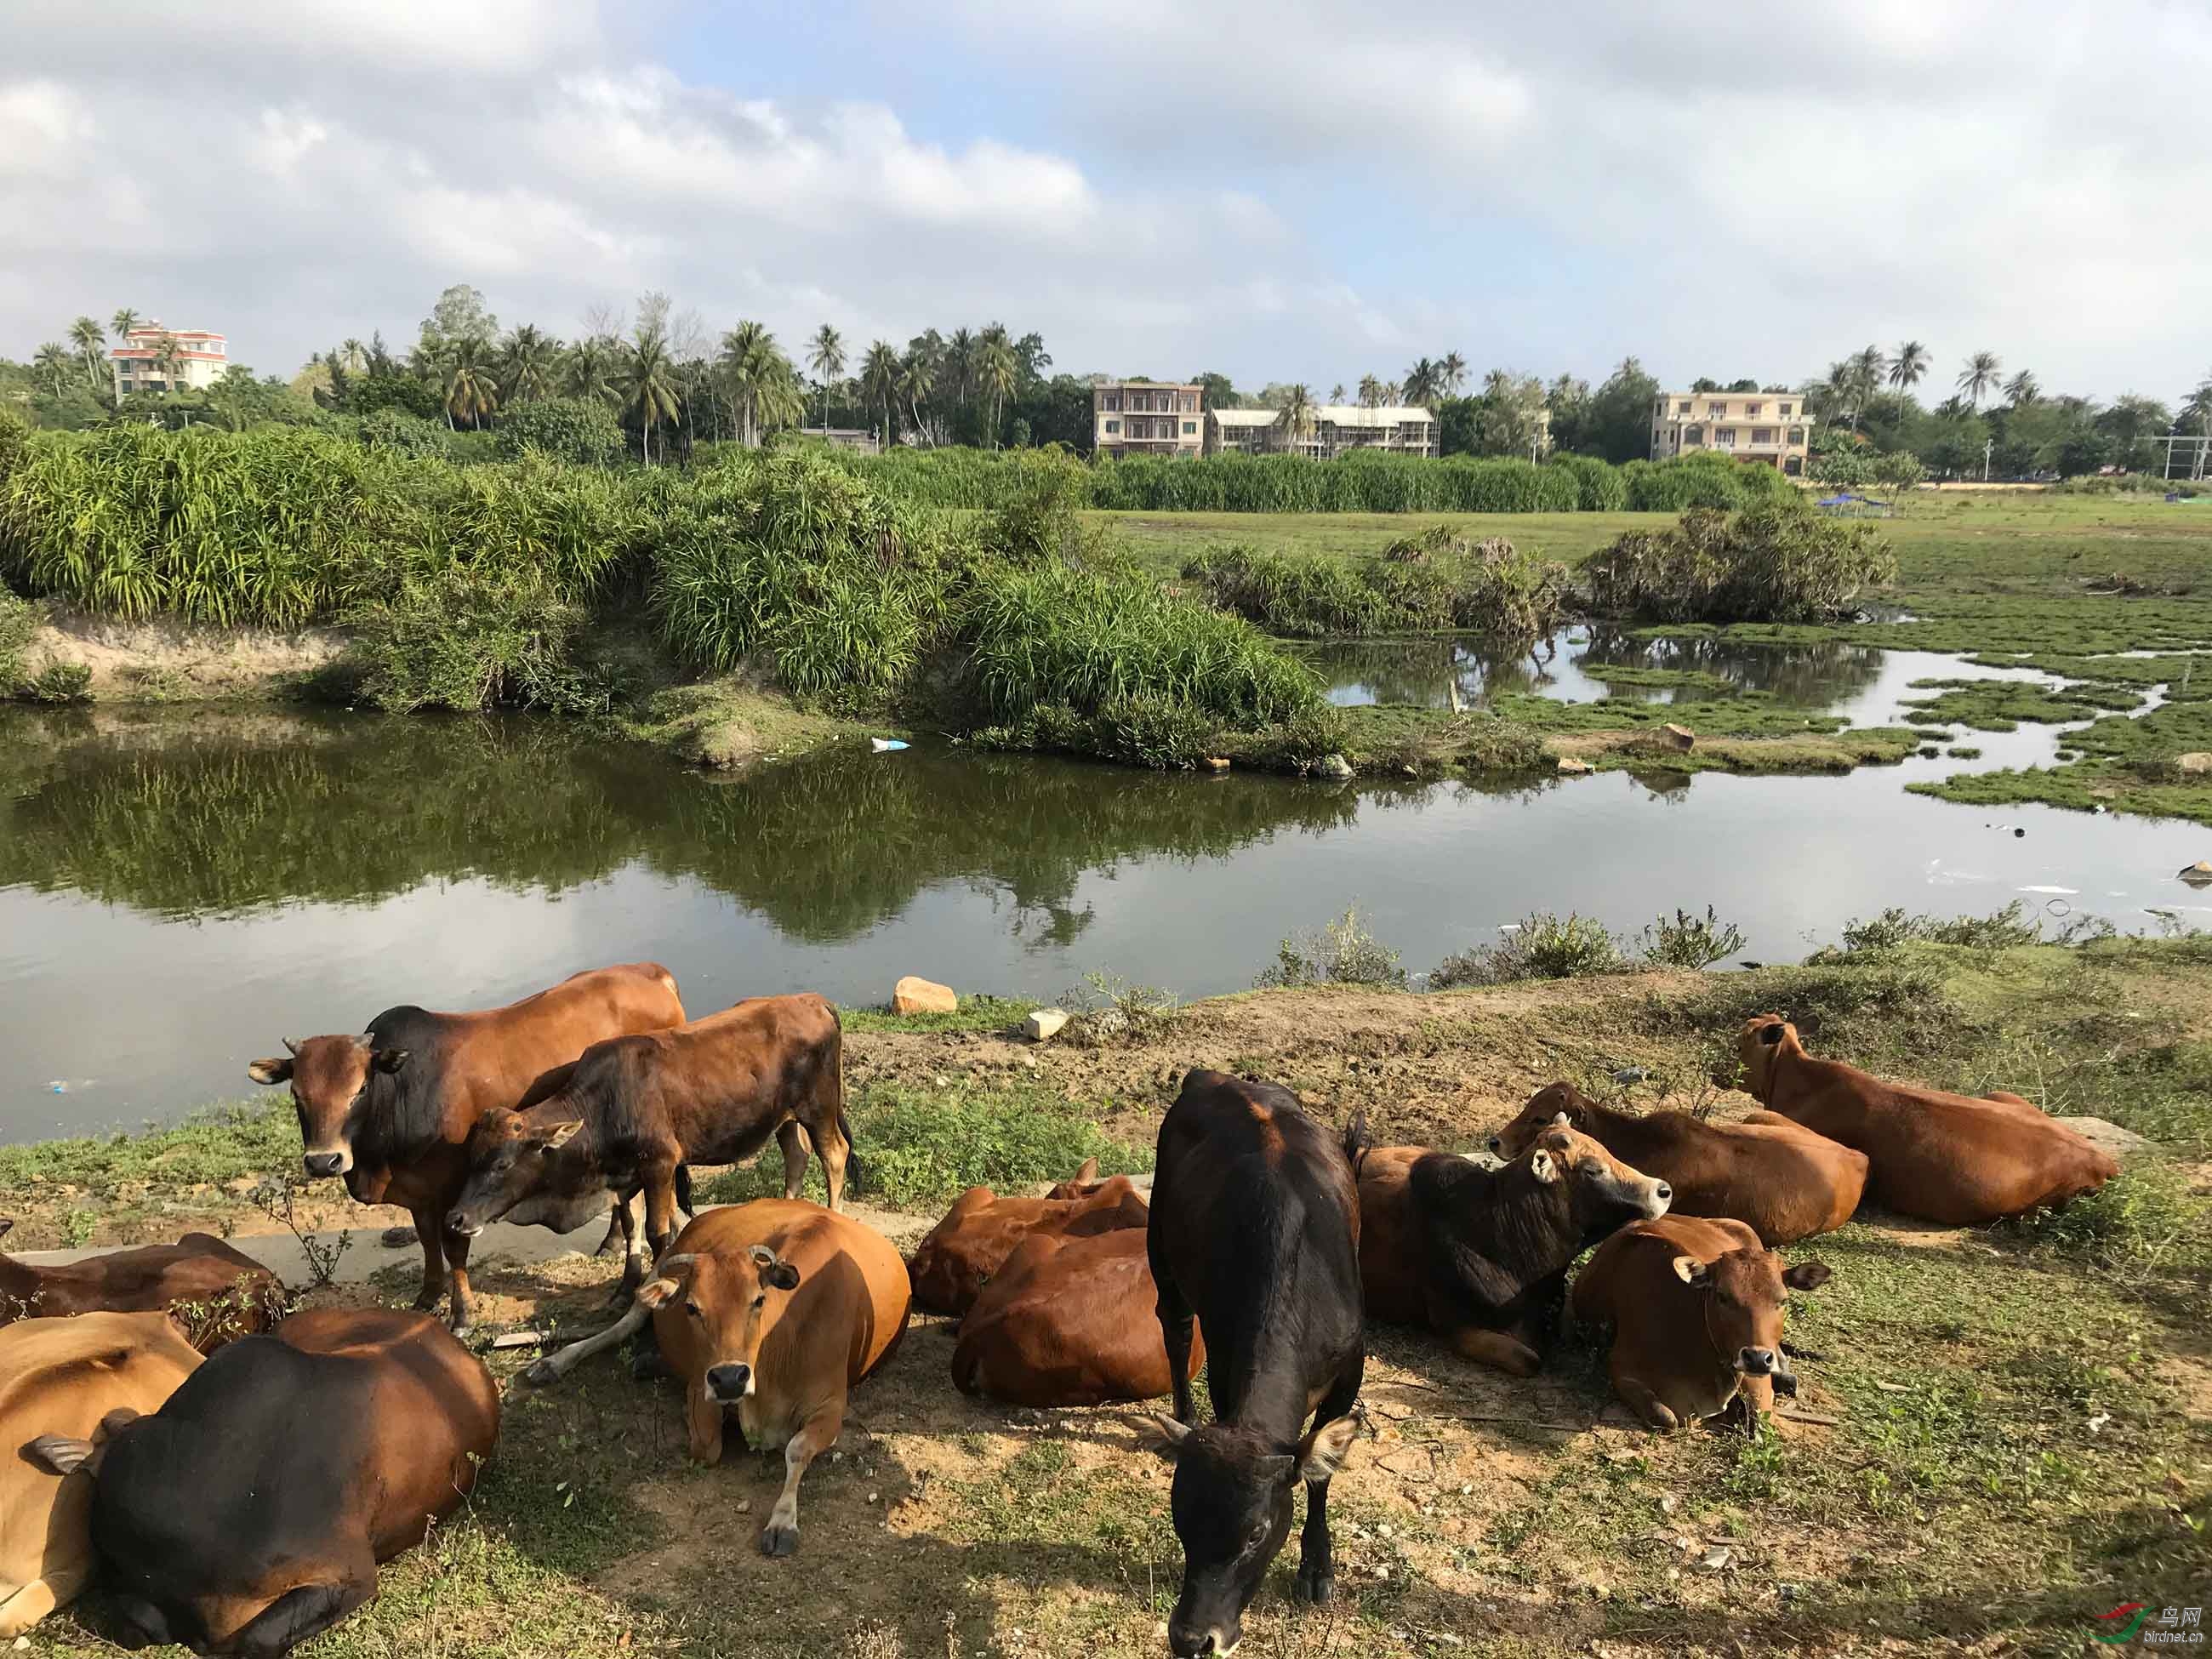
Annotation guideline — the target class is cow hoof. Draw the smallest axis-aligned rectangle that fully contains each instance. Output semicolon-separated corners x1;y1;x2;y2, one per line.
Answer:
522;1359;559;1387
760;1524;800;1559
380;1224;420;1248
1293;1566;1334;1605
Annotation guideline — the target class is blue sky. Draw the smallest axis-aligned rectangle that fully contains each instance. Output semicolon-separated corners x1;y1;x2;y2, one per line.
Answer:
4;0;2207;402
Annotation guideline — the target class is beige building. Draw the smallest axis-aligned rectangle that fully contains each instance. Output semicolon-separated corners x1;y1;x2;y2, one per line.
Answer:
1205;408;1282;454
1206;403;1440;459
1651;390;1810;474
111;324;228;398
1093;380;1204;458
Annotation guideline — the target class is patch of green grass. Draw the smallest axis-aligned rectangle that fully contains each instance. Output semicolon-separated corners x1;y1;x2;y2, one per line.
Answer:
0;1098;296;1211
841;993;1041;1035
698;1080;1153;1211
2004;1164;2212;1270
1577;662;1747;695
1899;676;2144;732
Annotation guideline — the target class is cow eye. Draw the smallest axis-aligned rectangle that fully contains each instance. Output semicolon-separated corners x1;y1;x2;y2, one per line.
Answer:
686;1302;703;1319
751;1295;767;1310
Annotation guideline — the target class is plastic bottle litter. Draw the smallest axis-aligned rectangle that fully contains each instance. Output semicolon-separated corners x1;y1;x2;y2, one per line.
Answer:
870;738;909;754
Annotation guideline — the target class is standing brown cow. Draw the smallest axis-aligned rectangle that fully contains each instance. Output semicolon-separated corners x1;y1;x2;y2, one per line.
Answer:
1736;1015;2118;1223
952;1226;1201;1406
1489;1083;1868;1245
248;962;687;1332
909;1161;1149;1316
1572;1215;1832;1429
0;1221;282;1349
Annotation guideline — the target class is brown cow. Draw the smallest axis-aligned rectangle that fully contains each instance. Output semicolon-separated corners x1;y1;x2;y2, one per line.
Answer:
27;1308;499;1656
1489;1083;1868;1245
443;995;855;1280
1353;1121;1671;1376
1572;1215;1832;1429
952;1226;1201;1405
0;1313;202;1639
248;962;687;1332
1736;1015;2119;1223
0;1221;282;1349
909;1160;1149;1316
522;1200;909;1559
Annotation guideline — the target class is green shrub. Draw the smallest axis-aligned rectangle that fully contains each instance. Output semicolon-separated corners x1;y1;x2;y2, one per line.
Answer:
355;408;453;459
1183;535;1567;642
1638;905;1750;969
0;587;39;694
22;658;91;704
1432;911;1628;986
1583;499;1897;624
2004;1164;2209;1270
1089;692;1217;770
351;563;600;715
1547;453;1628;511
493;398;625;466
1182;544;1387;636
1820;901;2044;956
1255;906;1407;989
1062;970;1181;1045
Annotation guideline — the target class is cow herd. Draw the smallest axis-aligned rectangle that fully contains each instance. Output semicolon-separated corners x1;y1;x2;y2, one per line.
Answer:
0;963;2122;1656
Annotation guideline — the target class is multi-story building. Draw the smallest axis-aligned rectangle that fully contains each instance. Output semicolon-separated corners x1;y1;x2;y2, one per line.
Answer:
110;324;228;398
1650;390;1810;474
1093;380;1204;458
1205;408;1282;454
1206;403;1440;459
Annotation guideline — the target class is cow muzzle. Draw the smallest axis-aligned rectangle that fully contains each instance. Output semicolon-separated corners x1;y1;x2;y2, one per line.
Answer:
1168;1622;1239;1658
444;1211;484;1238
303;1149;351;1179
1633;1177;1673;1219
1738;1346;1799;1394
705;1362;753;1403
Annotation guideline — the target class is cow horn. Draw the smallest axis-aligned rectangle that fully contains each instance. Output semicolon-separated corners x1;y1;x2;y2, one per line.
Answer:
654;1252;699;1278
1550;1110;1571;1127
282;1037;301;1057
746;1245;784;1270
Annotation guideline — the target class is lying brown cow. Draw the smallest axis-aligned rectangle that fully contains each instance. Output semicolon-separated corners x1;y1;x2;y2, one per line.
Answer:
522;1199;909;1559
0;1312;202;1639
909;1160;1149;1316
0;1220;282;1349
1490;1083;1868;1246
248;962;687;1332
952;1226;1201;1405
28;1308;499;1656
1353;1119;1671;1375
1737;1015;2118;1223
1572;1215;1832;1429
444;994;856;1277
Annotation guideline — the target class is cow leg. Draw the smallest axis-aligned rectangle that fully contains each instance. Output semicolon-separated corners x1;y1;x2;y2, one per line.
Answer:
1615;1376;1680;1430
1294;1360;1365;1606
643;1162;681;1261
595;1189;637;1258
522;1301;653;1388
409;1205;448;1314
1448;1325;1542;1377
227;1570;375;1659
443;1226;477;1337
814;1118;850;1214
760;1408;841;1558
778;1120;812;1201
0;1576;66;1641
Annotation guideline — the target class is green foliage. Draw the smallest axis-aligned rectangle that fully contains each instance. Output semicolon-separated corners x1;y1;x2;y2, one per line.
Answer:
493;397;625;466
1183;533;1568;641
1818;902;2046;955
1432;911;1628;986
21;658;91;704
2004;1164;2209;1270
1254;906;1407;989
1583;500;1899;624
1062;970;1181;1045
353;408;453;459
351;562;605;715
0;586;38;694
1621;452;1795;511
1636;905;1750;969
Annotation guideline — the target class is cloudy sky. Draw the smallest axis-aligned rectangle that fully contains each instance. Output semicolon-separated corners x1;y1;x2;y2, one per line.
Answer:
3;0;2206;400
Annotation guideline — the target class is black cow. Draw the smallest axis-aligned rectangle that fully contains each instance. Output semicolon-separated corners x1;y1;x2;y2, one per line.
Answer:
1140;1070;1365;1659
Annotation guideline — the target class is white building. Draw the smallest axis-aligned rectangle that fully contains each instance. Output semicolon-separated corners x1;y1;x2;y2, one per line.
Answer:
111;324;228;399
1650;390;1811;474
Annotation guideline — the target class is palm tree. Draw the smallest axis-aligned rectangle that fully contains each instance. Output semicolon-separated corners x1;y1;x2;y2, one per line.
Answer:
566;335;619;406
501;324;558;403
976;325;1018;448
807;324;847;430
442;335;499;430
1401;358;1439;406
1275;384;1317;455
718;321;779;447
110;307;141;345
1356;374;1381;409
624;325;681;464
338;339;368;374
69;316;105;391
1381;380;1403;408
2003;370;2040;408
899;344;938;446
1440;351;1468;395
32;341;72;395
859;340;901;448
947;328;977;409
1888;341;1930;393
1957;351;2003;409
1329;384;1346;405
154;332;185;394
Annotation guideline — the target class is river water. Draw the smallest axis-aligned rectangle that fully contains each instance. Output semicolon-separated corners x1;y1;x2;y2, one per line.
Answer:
3;633;2206;1140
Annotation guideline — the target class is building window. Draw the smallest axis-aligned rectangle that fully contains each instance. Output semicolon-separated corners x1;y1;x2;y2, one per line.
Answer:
1787;426;1804;444
1778;402;1793;418
1718;428;1736;446
1707;402;1729;419
1747;402;1763;418
1104;419;1120;435
1183;420;1196;436
1676;401;1691;415
1685;425;1703;445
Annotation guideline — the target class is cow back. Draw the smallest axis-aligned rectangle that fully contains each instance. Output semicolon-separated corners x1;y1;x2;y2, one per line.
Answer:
952;1228;1200;1407
0;1235;282;1348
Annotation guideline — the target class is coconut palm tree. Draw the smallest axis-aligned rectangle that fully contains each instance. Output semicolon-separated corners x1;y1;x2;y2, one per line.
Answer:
1276;384;1316;455
2003;370;2040;408
68;316;105;391
1401;358;1440;406
153;332;185;394
807;324;846;430
860;340;901;448
442;336;499;430
900;344;938;446
338;339;368;374
624;325;681;464
501;324;558;403
110;308;141;345
947;328;976;410
566;335;619;407
1356;374;1381;409
1382;380;1403;408
1957;351;2003;409
718;321;781;447
976;324;1018;448
32;341;72;394
1888;341;1930;393
1440;351;1468;395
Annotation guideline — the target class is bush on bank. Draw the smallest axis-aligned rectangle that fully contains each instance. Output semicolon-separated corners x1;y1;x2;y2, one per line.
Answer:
1182;530;1570;641
1582;499;1899;624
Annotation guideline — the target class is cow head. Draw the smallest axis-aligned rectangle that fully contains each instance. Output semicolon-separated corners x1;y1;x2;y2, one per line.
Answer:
1525;1124;1671;1238
445;1109;585;1236
1138;1414;1360;1657
1673;1246;1831;1394
1042;1157;1103;1200
1488;1081;1593;1158
639;1243;802;1408
1735;1014;1802;1098
247;1034;408;1179
26;1404;146;1481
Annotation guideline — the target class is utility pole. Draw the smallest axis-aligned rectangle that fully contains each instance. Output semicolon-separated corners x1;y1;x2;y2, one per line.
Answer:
1983;437;1993;482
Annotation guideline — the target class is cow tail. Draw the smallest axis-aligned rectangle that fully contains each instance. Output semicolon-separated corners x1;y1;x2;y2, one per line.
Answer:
830;1006;864;1196
674;1162;695;1218
1343;1105;1373;1179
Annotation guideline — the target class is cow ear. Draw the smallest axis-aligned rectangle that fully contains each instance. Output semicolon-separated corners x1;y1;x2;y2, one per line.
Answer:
538;1120;584;1154
1131;1413;1191;1459
1254;1453;1297;1486
247;1057;294;1086
0;1217;14;1241
26;1434;98;1477
1528;1149;1559;1184
636;1278;681;1308
1074;1157;1099;1183
1759;1023;1786;1047
373;1047;409;1075
1782;1262;1832;1291
1671;1255;1710;1287
1295;1414;1360;1485
1550;1109;1571;1128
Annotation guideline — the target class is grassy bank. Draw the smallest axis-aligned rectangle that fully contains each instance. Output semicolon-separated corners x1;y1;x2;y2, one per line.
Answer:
9;938;2210;1656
